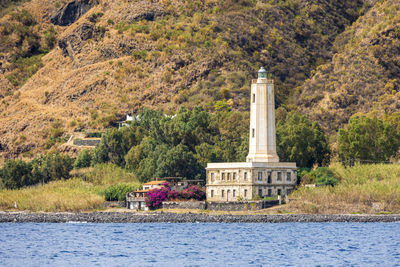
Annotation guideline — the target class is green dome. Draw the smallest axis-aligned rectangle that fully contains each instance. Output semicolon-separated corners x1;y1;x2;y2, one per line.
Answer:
258;66;267;78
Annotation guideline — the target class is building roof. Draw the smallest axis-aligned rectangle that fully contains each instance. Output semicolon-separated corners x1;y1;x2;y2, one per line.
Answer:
133;189;151;193
143;180;167;185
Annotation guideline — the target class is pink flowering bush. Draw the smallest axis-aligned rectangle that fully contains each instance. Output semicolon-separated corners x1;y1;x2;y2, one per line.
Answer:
145;187;169;209
179;185;206;200
145;183;206;209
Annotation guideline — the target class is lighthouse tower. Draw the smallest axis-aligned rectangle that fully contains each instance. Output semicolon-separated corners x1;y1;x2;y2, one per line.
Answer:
205;67;296;203
246;67;279;163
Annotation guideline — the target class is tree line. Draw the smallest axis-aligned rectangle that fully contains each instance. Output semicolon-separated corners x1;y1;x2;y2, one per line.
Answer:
2;107;399;189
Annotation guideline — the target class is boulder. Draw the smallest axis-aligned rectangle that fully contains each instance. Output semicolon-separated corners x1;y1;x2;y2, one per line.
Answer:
51;0;98;26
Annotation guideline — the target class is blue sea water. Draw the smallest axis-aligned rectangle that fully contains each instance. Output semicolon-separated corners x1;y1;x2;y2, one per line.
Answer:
0;222;399;266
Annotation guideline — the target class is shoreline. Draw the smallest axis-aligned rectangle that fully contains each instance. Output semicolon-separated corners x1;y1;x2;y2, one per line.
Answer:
1;212;400;223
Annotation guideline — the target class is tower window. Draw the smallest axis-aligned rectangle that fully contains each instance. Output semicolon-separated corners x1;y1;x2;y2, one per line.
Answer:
211;190;214;197
258;172;262;181
252;94;255;103
221;173;225;180
211;173;215;181
287;172;291;181
233;172;236;180
244;172;247;181
221;190;225;198
233;190;236;197
252;128;255;138
227;173;231;180
268;189;272;196
267;172;271;183
277;172;282;181
244;189;247;197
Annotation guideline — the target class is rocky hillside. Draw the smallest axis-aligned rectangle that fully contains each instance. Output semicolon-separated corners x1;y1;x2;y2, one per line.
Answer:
297;0;400;135
0;0;396;159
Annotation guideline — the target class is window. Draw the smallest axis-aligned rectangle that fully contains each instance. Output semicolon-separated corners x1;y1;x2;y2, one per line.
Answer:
258;189;262;197
252;94;255;103
277;172;282;181
211;190;214;197
252;128;255;138
233;190;236;197
267;172;271;183
221;173;225;180
221;190;225;197
277;189;281;196
268;189;272;196
227;173;231;180
211;173;215;181
233;173;236;180
244;172;247;181
286;172;291;181
258;172;262;181
244;189;247;197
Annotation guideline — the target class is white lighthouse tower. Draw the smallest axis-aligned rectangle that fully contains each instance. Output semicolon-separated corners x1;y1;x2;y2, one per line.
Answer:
246;67;279;163
205;67;297;203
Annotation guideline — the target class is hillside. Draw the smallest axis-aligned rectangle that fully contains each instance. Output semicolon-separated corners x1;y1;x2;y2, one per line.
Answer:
0;0;394;159
297;0;400;135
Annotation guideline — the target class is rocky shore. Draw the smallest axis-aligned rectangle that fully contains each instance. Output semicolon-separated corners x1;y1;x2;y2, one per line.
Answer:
1;212;400;223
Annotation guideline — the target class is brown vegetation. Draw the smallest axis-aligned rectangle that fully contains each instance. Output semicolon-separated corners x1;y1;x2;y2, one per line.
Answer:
0;0;381;158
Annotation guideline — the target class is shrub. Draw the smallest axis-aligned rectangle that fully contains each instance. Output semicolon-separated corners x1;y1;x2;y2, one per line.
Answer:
145;187;169;209
31;153;74;184
103;183;138;201
302;167;339;186
179;185;206;200
74;150;93;169
144;184;206;209
0;159;33;189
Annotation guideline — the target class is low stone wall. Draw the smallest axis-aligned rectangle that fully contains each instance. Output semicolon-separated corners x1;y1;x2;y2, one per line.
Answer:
207;200;279;211
73;139;100;146
104;201;125;208
163;201;206;210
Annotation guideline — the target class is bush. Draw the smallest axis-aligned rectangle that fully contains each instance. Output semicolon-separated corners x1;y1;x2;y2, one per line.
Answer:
74;150;93;169
1;159;33;189
179;185;206;200
302;167;339;186
103;183;138;201
145;187;169;209
144;184;206;209
31;153;74;184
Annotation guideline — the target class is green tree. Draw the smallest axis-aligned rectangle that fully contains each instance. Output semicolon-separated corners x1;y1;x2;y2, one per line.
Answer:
74;150;93;169
156;143;203;179
0;159;32;189
276;111;331;168
338;115;399;164
31;153;73;184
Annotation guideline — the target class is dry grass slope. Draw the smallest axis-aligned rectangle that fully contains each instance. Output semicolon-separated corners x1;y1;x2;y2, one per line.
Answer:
288;163;400;214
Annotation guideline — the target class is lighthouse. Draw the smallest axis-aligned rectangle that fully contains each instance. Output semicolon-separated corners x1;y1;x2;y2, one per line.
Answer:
246;67;279;163
206;67;297;203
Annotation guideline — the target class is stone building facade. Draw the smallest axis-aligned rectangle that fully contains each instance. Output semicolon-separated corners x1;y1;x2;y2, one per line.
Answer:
206;67;297;201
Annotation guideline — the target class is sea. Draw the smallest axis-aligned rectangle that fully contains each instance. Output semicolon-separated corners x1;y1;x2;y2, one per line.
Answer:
0;222;399;266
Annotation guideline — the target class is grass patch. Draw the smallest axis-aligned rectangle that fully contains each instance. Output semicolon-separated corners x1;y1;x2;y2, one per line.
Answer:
0;179;104;212
289;163;400;214
0;163;141;212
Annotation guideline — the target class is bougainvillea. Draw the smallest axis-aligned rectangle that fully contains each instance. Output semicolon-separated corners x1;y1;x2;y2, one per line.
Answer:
145;183;206;209
179;185;206;200
145;187;169;209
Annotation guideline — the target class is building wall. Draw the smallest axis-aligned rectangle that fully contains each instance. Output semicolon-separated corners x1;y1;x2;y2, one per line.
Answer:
206;167;296;202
